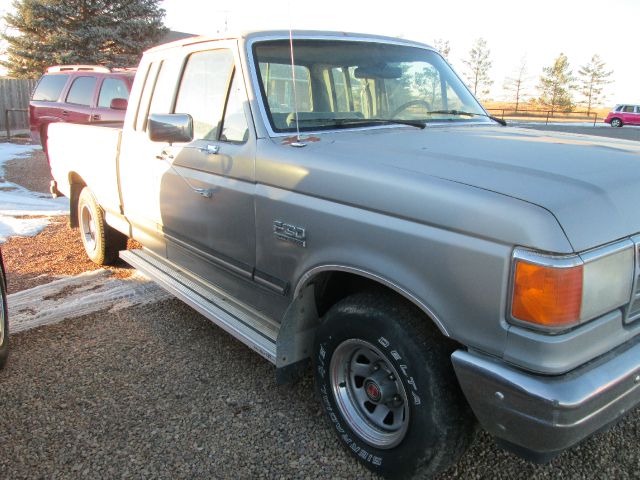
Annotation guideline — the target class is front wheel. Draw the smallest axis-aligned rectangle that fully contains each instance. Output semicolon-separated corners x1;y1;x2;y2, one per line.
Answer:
313;293;475;478
610;118;622;128
78;187;127;265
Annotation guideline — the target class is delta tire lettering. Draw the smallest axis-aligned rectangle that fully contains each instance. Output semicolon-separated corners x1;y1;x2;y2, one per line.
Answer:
377;336;421;406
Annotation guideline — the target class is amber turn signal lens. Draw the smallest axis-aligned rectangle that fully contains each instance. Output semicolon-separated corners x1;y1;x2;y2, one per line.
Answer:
512;260;583;328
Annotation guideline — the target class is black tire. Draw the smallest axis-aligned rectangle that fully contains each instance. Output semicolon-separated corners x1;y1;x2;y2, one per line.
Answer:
0;260;9;370
313;292;475;479
610;118;623;128
77;187;127;265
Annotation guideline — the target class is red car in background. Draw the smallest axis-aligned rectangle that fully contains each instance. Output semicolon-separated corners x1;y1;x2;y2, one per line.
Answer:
29;65;135;150
604;104;640;127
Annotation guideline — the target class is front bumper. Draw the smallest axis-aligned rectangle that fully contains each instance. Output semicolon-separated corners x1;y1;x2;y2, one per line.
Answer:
451;338;640;458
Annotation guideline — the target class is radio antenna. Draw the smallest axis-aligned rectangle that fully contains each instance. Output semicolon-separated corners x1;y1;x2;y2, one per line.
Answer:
288;10;305;147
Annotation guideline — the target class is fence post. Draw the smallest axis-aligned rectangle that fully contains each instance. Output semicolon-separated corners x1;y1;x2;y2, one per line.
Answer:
545;111;550;125
592;113;597;127
5;110;10;140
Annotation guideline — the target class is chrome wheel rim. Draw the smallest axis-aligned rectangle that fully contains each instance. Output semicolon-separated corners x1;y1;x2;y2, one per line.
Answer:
80;204;97;252
612;119;621;127
330;339;410;449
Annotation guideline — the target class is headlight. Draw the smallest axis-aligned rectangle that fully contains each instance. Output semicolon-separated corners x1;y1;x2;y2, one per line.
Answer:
510;240;634;332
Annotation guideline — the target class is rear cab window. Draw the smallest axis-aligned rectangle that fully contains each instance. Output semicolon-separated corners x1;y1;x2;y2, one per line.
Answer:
66;76;97;106
32;74;70;102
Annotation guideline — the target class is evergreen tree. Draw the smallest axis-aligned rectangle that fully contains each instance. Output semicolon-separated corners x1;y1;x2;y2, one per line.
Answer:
578;54;613;115
503;56;529;112
433;38;450;60
1;0;168;78
462;38;493;99
537;53;575;112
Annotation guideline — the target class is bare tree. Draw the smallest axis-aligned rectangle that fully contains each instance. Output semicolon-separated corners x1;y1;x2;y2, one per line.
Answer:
433;39;450;60
463;38;493;99
578;54;613;115
503;56;530;112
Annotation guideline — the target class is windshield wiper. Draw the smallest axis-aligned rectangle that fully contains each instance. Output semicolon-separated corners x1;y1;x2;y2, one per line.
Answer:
295;117;425;129
427;109;507;126
340;118;426;129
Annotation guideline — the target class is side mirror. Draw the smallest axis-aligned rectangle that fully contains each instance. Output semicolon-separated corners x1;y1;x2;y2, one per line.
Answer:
148;113;194;144
110;98;128;110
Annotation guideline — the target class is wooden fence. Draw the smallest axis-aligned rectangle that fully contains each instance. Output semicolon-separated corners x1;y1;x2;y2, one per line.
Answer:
0;78;37;133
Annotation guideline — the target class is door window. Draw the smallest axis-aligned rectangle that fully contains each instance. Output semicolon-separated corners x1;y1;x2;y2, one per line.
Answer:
175;49;234;141
148;60;179;117
623;105;635;113
98;78;129;108
66;76;97;105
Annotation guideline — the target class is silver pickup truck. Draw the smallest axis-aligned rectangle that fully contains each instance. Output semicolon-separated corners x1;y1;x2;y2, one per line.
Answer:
47;30;640;478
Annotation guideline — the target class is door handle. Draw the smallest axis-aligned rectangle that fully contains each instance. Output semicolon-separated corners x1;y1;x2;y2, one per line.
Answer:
155;149;213;200
92;114;101;121
198;144;220;155
195;188;213;198
62;110;69;116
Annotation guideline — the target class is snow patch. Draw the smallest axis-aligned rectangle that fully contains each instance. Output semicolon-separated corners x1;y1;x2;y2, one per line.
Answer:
8;269;171;333
0;143;68;242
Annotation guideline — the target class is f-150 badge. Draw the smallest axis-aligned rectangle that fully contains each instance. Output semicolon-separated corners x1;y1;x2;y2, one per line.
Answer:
273;220;306;247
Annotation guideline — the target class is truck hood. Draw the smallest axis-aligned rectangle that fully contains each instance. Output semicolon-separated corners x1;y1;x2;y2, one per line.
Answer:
293;125;640;252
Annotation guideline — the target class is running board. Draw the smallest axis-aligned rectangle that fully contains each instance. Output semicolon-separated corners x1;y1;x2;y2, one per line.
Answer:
120;249;278;363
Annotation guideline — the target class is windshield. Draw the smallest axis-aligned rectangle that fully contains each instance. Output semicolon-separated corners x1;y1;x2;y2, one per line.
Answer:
252;39;487;133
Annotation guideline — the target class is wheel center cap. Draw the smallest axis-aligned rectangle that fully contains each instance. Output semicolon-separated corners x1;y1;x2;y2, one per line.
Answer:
364;379;382;402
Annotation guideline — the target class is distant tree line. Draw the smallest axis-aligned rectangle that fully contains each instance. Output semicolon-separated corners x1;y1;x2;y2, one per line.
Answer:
433;38;614;113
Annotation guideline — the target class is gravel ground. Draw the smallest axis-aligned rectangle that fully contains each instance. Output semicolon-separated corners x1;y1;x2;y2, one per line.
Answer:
3;148;51;194
2;216;137;294
1;298;640;479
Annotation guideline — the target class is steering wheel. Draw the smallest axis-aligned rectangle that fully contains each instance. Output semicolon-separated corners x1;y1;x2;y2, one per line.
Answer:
390;99;432;119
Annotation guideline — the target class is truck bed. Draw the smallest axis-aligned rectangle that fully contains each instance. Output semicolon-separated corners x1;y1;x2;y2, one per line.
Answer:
47;122;123;215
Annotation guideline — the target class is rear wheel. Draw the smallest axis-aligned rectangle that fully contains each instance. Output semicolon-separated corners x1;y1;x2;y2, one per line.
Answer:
313;292;475;478
78;187;127;265
610;118;622;128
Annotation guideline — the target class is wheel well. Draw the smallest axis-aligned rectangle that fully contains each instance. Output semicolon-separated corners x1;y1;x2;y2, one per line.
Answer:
310;270;447;336
275;269;454;382
68;173;86;228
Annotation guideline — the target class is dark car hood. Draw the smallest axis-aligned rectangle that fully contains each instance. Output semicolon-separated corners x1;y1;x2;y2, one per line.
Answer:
300;125;640;251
